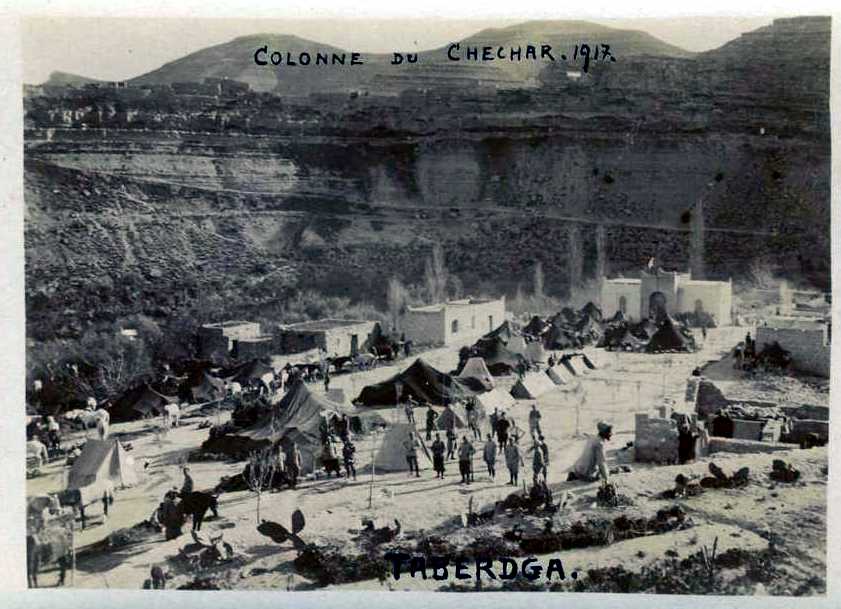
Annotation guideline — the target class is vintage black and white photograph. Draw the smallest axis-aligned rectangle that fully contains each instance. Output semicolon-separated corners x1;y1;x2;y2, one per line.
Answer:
19;12;832;595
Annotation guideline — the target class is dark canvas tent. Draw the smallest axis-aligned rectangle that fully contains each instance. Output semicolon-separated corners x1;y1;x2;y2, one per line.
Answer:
475;337;527;376
356;358;475;407
580;302;604;323
109;385;177;423
543;324;579;350
523;316;549;337
189;371;226;403
646;319;694;353
227;359;275;385
482;320;521;343
202;380;353;469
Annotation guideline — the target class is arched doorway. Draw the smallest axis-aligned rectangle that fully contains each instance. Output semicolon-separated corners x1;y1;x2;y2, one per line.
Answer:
619;295;627;315
649;291;667;321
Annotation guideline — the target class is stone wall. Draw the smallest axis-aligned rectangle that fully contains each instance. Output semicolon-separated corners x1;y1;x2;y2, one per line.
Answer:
707;437;794;455
677;280;732;325
600;279;641;322
634;413;679;464
755;325;830;377
402;309;446;347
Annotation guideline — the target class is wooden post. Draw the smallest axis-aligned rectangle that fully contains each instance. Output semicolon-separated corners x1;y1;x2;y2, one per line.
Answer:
368;431;377;509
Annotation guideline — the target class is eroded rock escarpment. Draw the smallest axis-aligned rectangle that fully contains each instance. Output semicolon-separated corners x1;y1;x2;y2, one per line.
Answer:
23;17;830;339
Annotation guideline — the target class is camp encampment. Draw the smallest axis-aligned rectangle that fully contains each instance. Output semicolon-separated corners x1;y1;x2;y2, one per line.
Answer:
457;357;495;390
109;385;177;423
373;422;432;472
203;380;354;472
65;439;137;505
510;372;557;400
355;358;474;407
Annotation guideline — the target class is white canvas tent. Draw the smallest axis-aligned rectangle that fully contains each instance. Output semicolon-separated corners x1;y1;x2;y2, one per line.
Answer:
66;439;137;505
546;364;572;385
510;372;557;400
476;387;517;413
562;356;589;376
458;357;495;389
373;422;432;472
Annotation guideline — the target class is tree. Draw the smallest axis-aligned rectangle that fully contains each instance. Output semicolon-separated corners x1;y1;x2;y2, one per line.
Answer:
386;277;408;333
533;261;545;299
423;243;449;304
246;448;276;523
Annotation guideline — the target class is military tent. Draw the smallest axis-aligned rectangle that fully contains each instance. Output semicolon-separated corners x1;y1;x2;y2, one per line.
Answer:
206;380;354;471
373;422;431;472
457;357;495;390
580;302;604;323
66;440;136;504
475;337;527;376
109;385;177;423
543;324;579;350
227;359;276;385
523;316;550;337
646;319;695;353
184;371;226;403
356;358;474;407
510;372;557;400
561;355;587;376
546;364;572;385
483;320;521;343
476;388;517;413
436;403;468;430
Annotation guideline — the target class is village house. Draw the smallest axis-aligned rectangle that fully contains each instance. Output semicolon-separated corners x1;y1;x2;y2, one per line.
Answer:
276;319;382;358
401;297;506;347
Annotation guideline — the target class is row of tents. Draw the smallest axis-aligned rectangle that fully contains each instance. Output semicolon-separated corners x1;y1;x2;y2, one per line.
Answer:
598;315;697;353
105;358;285;423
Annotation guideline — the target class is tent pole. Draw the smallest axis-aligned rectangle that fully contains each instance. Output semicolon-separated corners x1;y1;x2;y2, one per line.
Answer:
368;432;376;509
70;518;76;587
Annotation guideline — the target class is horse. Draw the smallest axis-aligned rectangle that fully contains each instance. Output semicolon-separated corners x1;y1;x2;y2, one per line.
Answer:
178;491;219;532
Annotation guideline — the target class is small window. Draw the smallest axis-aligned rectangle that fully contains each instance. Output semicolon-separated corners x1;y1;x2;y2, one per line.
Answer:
451;320;459;334
471;316;476;329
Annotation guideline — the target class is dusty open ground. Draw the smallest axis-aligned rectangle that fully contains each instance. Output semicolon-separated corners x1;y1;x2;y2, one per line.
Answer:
26;327;827;593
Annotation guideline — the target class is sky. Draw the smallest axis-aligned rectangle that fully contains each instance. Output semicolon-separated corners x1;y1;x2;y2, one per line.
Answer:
22;16;778;84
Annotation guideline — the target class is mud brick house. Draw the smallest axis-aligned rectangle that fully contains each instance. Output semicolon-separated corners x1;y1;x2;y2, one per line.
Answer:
756;316;831;377
198;320;263;359
600;268;732;324
402;297;506;347
276;319;382;358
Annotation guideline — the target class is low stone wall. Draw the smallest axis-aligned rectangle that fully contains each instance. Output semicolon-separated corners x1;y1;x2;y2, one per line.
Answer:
708;437;794;455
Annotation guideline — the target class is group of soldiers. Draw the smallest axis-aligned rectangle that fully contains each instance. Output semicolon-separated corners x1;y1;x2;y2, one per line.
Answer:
398;399;559;487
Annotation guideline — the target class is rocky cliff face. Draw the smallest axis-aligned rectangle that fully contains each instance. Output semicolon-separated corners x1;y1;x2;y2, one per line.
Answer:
23;17;831;339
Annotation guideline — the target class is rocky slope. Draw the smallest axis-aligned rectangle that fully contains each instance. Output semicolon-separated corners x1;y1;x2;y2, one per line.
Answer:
23;17;831;340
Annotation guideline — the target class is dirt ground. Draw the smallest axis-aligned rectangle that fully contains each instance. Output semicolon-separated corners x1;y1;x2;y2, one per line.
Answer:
26;326;827;593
